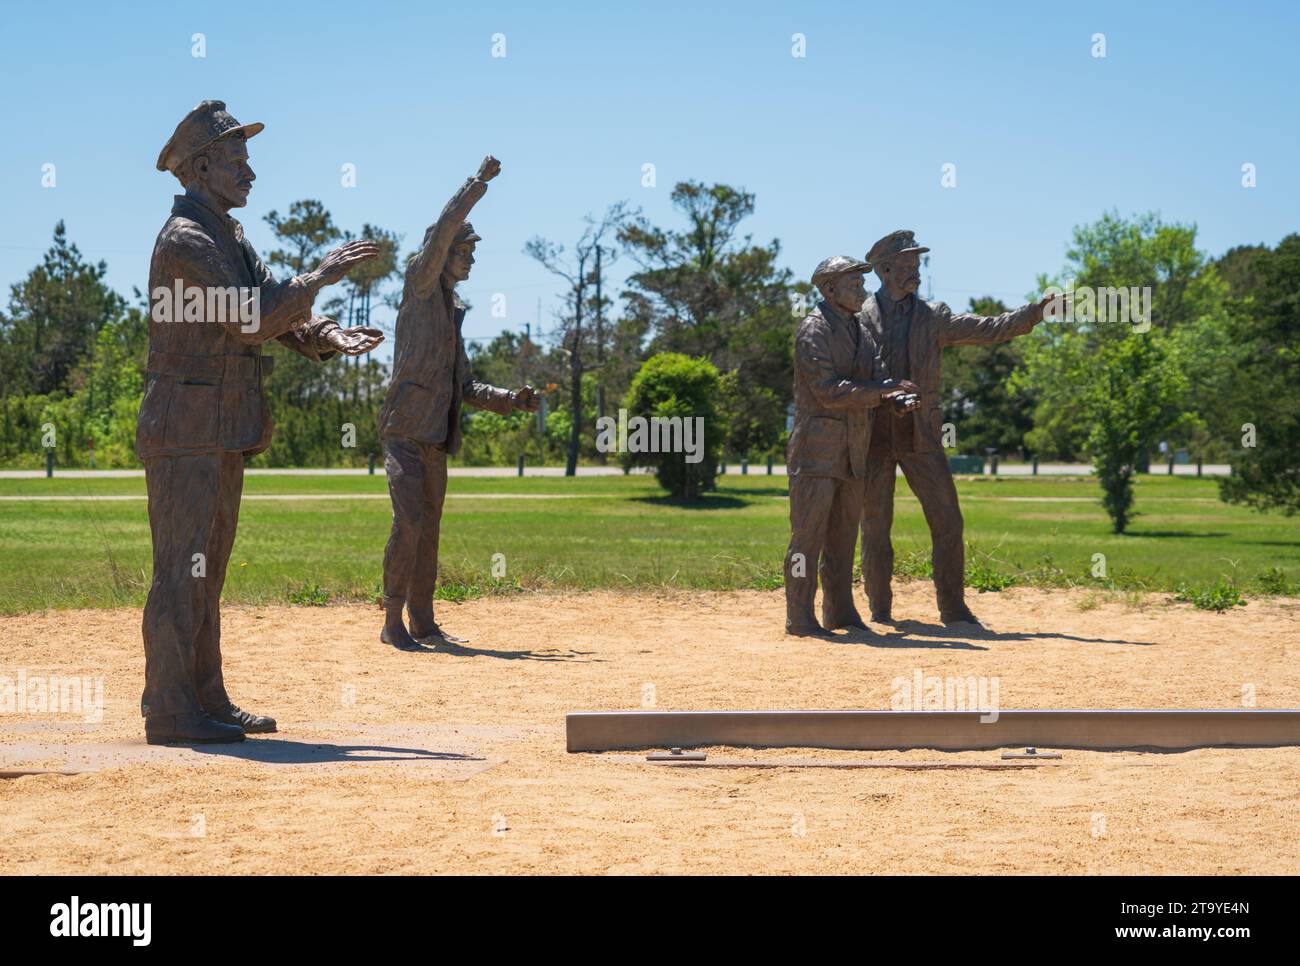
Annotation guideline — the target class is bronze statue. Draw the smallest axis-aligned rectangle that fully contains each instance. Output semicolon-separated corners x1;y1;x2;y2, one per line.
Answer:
378;156;541;651
858;230;1058;627
140;101;383;744
784;256;919;636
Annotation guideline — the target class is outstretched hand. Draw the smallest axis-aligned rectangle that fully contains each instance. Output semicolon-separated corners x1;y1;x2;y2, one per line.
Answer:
512;385;542;412
312;240;381;287
1036;291;1070;324
323;325;384;356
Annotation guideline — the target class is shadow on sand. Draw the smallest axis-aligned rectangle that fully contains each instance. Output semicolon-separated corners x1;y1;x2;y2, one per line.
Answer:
190;738;484;765
820;619;1156;650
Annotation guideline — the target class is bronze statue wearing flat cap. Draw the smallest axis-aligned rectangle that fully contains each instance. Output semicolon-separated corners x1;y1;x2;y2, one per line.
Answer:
858;229;1062;628
783;256;919;636
138;100;384;744
377;156;541;651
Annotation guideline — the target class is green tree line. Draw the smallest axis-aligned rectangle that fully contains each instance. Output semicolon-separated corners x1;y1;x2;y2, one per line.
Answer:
2;195;1297;523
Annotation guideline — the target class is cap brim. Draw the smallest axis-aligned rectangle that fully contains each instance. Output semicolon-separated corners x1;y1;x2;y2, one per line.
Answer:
156;121;265;173
813;265;872;288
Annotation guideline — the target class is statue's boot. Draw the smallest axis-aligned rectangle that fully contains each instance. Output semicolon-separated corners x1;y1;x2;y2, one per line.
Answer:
380;597;424;651
785;607;828;637
822;604;869;632
408;606;469;645
206;702;277;734
940;607;985;629
146;712;244;745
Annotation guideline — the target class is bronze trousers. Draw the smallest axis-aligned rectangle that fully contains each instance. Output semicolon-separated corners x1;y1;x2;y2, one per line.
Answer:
141;451;243;717
381;435;449;614
784;473;865;631
860;437;967;620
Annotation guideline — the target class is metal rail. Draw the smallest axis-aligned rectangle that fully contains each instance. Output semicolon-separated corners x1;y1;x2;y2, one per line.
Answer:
566;710;1300;753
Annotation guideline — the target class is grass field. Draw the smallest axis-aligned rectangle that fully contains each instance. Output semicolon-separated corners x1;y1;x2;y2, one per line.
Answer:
0;472;1296;613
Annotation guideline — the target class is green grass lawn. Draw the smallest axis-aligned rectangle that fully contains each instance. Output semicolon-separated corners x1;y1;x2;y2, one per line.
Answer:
0;472;1296;613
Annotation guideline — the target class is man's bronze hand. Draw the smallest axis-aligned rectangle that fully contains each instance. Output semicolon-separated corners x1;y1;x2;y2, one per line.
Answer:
887;392;921;414
323;325;384;356
476;155;502;182
1036;291;1069;324
512;385;542;412
311;240;382;287
884;378;921;396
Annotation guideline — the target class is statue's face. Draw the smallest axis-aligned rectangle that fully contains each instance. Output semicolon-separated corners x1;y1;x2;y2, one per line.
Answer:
444;239;476;284
826;272;866;313
876;251;922;297
194;137;255;209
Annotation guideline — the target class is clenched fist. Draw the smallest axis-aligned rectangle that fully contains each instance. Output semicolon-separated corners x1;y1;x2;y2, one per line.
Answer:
475;155;502;183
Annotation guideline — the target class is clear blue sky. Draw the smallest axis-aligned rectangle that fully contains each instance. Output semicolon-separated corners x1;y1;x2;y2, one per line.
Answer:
2;0;1296;360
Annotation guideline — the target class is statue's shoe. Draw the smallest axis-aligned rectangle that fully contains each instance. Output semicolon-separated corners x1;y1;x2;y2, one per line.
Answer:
380;627;426;651
941;610;985;629
207;703;277;734
785;622;830;637
411;624;469;646
146;712;244;745
823;613;869;632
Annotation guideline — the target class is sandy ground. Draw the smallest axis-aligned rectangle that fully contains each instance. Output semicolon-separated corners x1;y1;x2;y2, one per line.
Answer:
2;585;1299;875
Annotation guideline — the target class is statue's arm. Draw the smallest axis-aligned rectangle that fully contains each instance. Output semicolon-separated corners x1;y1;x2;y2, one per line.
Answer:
168;225;316;344
407;176;490;301
796;318;900;409
237;239;342;361
457;331;516;415
937;300;1043;347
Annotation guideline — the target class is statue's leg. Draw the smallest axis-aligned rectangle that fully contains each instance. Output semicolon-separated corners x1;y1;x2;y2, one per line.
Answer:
409;446;461;643
860;442;898;621
785;474;833;635
900;449;969;622
194;450;244;711
380;436;426;649
821;476;867;630
141;453;221;719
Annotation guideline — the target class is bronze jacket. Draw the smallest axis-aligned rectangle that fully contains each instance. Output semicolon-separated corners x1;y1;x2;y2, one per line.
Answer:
787;300;892;480
860;292;1041;454
378;178;514;453
136;194;337;459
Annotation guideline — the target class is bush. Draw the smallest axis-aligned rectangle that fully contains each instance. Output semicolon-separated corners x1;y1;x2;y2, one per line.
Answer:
966;560;1016;593
620;353;724;502
1174;581;1247;612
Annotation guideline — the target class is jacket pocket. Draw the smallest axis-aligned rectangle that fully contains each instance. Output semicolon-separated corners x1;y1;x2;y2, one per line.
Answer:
162;382;221;450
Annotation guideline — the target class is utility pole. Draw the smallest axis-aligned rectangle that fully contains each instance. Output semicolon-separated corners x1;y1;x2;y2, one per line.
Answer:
593;244;607;463
566;252;586;478
595;245;605;416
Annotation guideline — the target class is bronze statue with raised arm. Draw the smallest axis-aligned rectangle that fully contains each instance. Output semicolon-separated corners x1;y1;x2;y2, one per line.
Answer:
378;156;541;651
